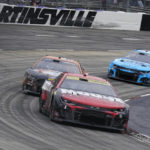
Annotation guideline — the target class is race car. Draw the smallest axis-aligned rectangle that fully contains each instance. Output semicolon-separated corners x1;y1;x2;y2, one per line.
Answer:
22;56;86;94
108;50;150;85
39;72;129;131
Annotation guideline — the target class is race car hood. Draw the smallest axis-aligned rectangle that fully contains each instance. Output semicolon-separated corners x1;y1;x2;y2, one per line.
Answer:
33;69;61;77
113;58;150;71
60;88;125;109
27;68;61;79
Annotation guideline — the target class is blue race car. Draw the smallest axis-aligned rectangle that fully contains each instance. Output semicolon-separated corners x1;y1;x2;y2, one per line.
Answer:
108;50;150;85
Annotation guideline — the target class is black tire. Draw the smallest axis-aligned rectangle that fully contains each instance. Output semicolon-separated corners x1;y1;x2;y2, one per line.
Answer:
49;100;55;121
39;98;43;113
121;121;128;134
22;83;28;94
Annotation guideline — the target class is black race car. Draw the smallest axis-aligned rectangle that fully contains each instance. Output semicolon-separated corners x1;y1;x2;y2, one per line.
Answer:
22;56;86;94
39;72;129;131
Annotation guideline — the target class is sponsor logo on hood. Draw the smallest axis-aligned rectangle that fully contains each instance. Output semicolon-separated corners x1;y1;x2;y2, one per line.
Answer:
34;69;61;76
61;88;124;104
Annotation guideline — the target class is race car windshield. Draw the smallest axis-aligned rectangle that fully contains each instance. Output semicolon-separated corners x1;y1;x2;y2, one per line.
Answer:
34;58;81;74
125;51;150;64
60;76;117;97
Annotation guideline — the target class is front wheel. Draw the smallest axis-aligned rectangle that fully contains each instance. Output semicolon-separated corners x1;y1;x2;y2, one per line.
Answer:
39;98;43;113
22;83;28;94
49;100;55;121
121;121;128;134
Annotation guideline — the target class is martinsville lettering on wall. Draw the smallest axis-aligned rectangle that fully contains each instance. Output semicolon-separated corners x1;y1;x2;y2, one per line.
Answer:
0;5;97;27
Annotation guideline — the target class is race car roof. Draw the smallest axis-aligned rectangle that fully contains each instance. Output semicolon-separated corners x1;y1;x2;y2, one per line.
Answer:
34;55;81;67
63;73;109;84
135;49;150;55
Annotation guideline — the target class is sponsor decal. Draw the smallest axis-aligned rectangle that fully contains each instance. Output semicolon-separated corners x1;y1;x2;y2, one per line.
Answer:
0;5;97;27
66;76;110;85
34;69;61;76
61;88;124;103
66;76;79;80
42;80;53;91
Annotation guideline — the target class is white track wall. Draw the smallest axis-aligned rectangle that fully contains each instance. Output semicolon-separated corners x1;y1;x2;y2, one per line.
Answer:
93;11;143;31
0;3;144;31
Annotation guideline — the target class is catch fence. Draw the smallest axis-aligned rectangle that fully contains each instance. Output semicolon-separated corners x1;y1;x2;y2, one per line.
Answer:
1;0;150;13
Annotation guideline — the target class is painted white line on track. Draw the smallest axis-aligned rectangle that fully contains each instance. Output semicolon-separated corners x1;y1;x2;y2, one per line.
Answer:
67;35;79;38
122;38;142;41
124;99;130;102
35;49;59;51
124;93;150;103
35;34;55;37
141;93;150;97
108;49;132;52
35;49;75;51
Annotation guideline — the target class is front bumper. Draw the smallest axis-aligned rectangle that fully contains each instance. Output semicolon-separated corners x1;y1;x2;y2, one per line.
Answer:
53;106;129;131
108;66;150;85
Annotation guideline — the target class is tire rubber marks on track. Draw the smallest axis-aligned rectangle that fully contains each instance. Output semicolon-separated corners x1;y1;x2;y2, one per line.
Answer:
128;129;150;145
0;117;58;148
125;94;150;145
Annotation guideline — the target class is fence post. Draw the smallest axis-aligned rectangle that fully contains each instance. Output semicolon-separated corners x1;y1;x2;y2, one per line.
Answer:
126;0;130;12
63;0;66;8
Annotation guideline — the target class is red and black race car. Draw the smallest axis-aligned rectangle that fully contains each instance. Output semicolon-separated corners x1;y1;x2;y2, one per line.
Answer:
39;73;129;131
22;56;86;94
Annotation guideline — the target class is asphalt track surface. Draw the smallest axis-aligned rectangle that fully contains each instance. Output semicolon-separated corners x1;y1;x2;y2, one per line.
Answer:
128;95;150;137
0;24;150;150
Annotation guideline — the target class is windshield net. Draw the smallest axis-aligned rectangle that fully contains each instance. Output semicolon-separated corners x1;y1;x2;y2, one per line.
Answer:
60;76;117;97
125;51;150;64
35;58;80;74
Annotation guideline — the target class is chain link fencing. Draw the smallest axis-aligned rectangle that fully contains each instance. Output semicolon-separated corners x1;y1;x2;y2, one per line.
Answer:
0;0;150;13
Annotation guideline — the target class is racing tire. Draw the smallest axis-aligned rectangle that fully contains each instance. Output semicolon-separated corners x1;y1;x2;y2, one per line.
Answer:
22;83;28;94
39;98;43;114
121;121;128;134
49;100;55;121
